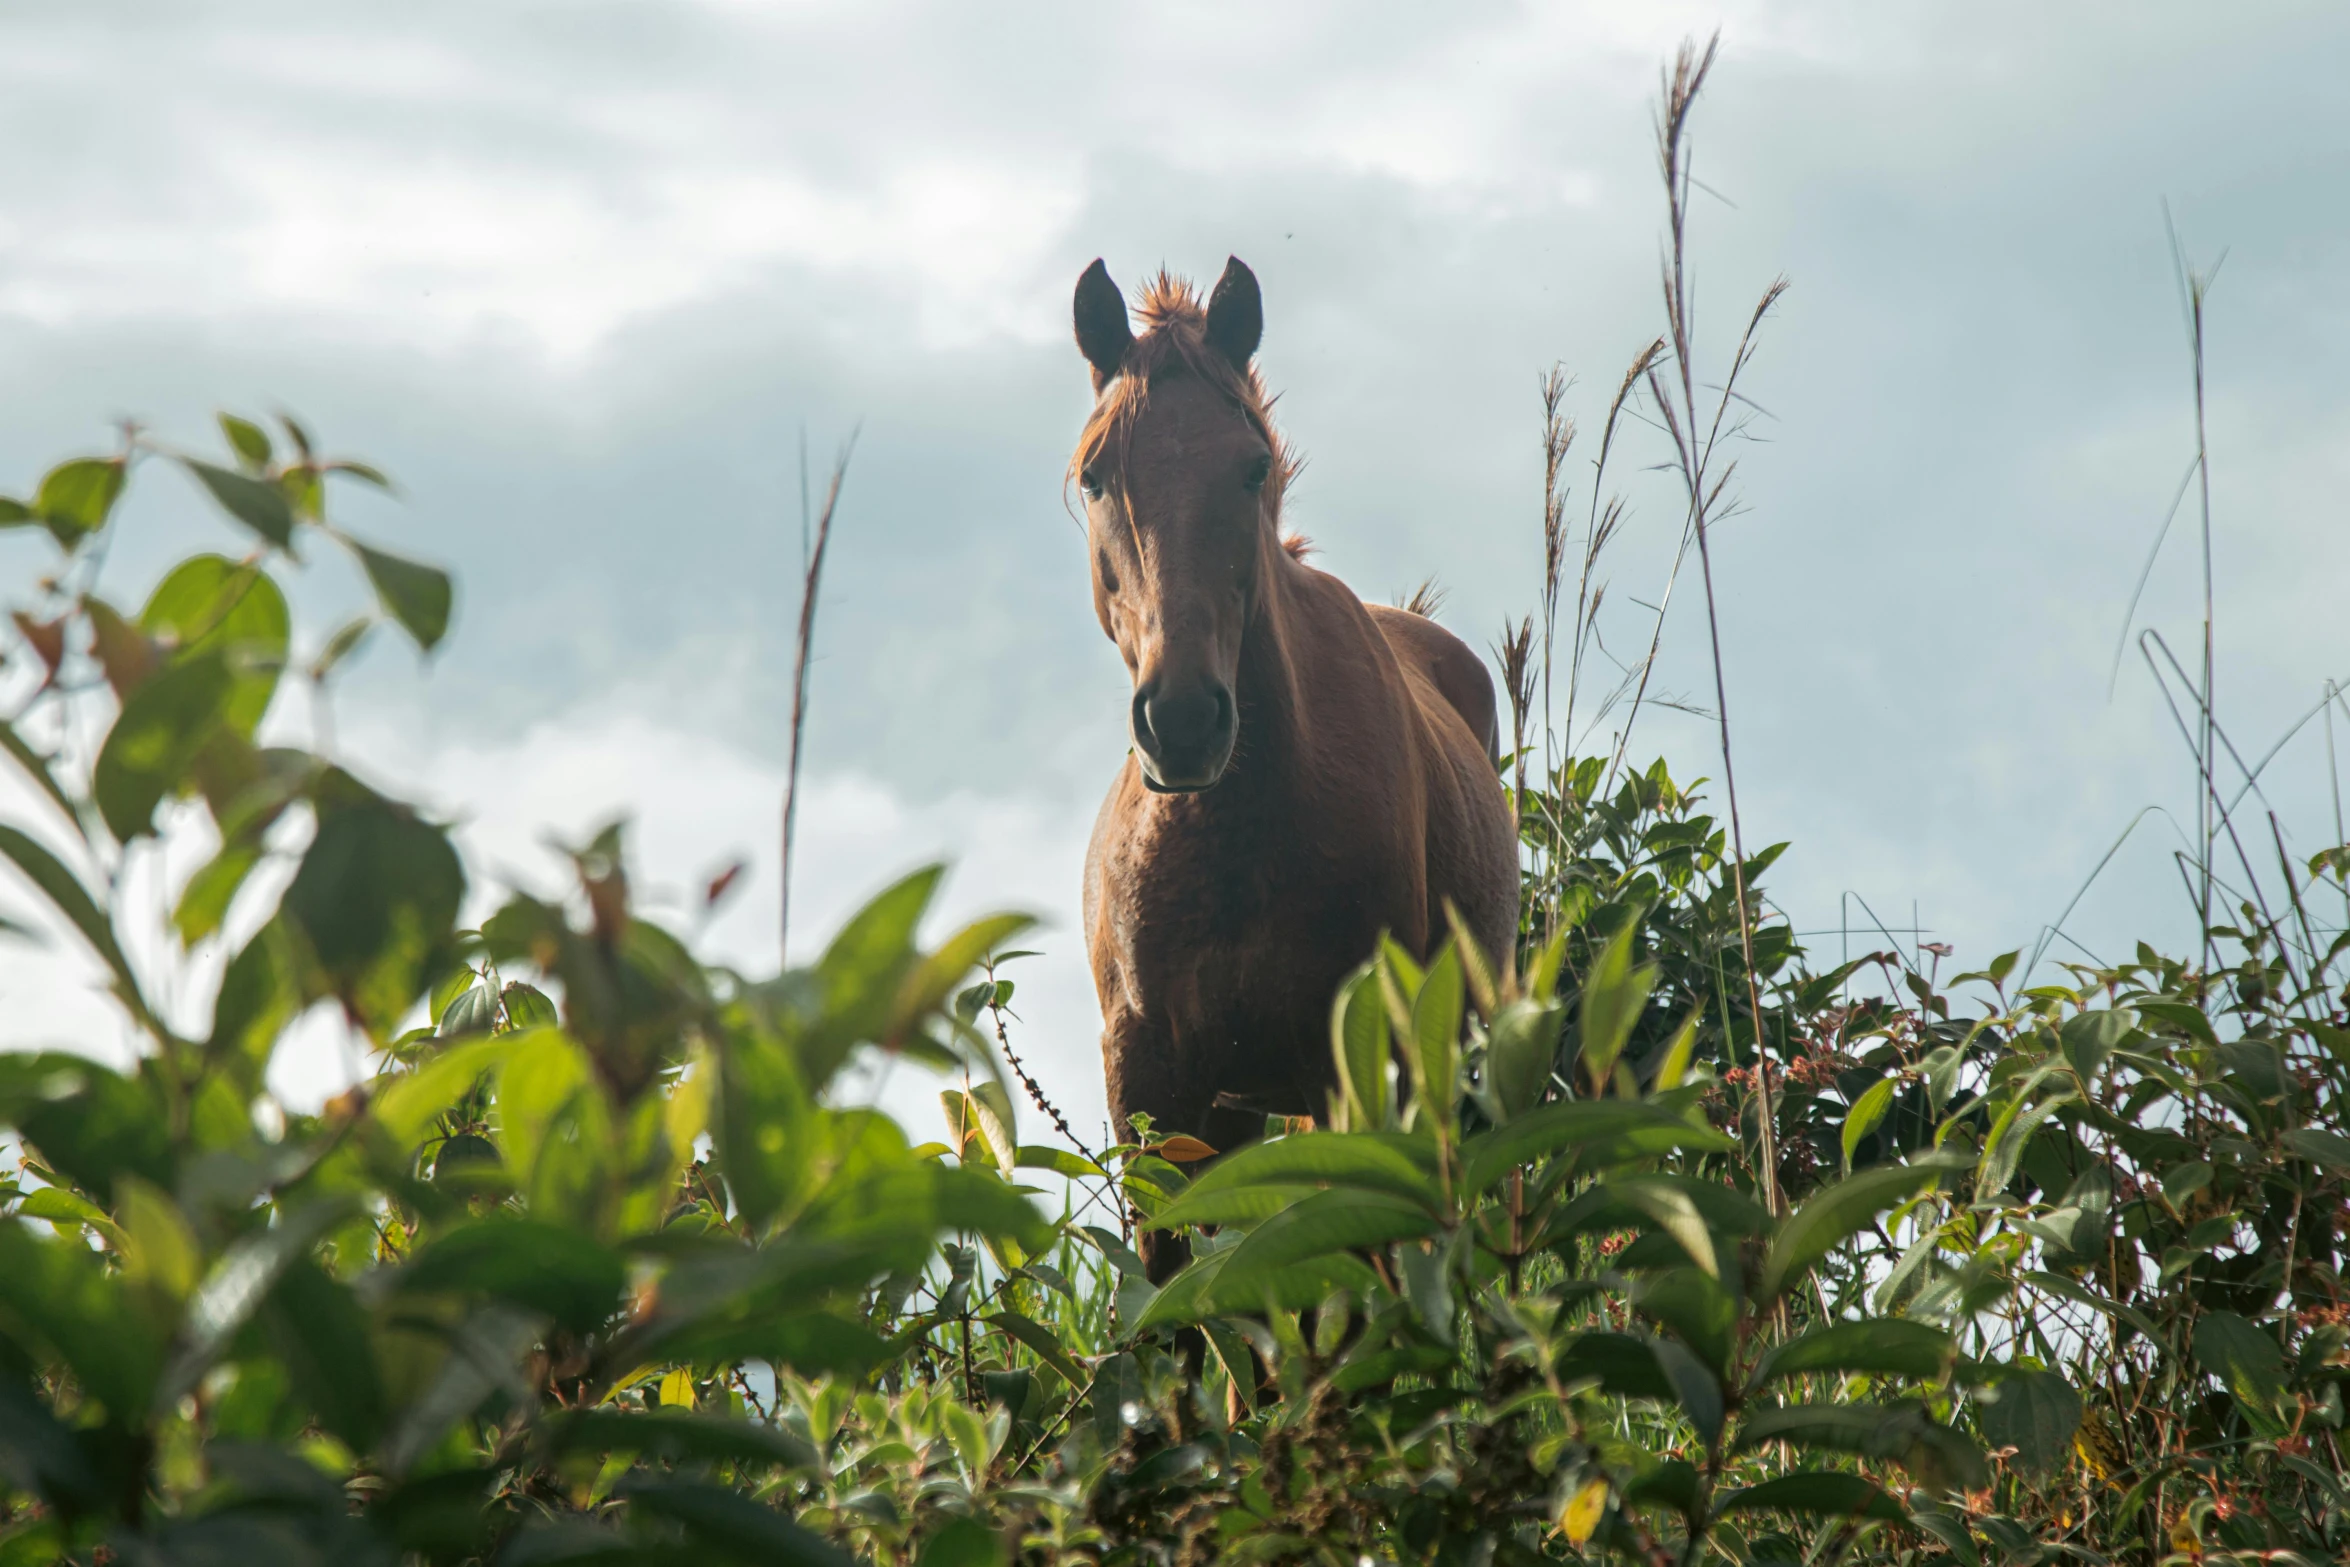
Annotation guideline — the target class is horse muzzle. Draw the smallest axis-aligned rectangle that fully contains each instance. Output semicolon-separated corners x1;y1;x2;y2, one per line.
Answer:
1132;678;1235;792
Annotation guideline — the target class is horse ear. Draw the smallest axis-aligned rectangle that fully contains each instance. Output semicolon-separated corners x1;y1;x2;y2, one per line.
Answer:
1204;257;1262;368
1073;259;1134;384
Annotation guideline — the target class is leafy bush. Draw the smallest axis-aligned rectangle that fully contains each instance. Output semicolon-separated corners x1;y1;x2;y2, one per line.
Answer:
0;409;2341;1567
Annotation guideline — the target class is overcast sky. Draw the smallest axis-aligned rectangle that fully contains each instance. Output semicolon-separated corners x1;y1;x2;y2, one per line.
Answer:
3;2;2347;1135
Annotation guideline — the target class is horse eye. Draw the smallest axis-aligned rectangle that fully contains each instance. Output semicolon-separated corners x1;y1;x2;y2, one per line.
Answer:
1080;468;1104;500
1242;454;1273;493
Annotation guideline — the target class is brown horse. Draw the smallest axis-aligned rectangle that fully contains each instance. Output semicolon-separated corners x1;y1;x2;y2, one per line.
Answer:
1069;257;1519;1279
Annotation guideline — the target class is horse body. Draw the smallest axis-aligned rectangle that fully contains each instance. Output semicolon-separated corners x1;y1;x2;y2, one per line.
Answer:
1067;259;1517;1277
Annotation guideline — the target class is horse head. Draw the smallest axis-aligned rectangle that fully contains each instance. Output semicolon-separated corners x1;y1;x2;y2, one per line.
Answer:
1069;257;1286;793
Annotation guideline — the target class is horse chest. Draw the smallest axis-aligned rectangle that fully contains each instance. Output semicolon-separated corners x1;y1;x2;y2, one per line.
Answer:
1097;788;1414;1031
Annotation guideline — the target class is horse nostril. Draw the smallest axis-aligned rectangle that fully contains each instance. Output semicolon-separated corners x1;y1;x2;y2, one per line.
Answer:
1138;681;1230;763
1130;686;1157;753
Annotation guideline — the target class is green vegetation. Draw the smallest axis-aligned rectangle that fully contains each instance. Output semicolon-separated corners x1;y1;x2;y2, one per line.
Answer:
0;408;2338;1567
0;39;2341;1567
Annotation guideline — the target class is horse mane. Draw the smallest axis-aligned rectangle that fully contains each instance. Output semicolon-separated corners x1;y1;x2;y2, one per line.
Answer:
1072;270;1303;544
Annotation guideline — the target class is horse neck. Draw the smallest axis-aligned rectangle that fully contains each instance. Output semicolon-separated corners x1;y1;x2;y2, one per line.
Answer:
1224;532;1314;801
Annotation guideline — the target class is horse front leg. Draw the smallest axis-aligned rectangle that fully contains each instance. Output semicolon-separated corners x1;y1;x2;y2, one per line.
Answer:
1101;1013;1213;1284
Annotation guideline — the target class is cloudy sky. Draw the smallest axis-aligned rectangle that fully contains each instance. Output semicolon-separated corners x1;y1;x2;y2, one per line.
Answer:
3;2;2347;1135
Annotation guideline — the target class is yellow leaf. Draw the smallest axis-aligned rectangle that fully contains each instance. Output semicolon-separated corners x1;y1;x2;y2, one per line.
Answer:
1148;1135;1219;1164
1561;1477;1608;1544
658;1366;697;1410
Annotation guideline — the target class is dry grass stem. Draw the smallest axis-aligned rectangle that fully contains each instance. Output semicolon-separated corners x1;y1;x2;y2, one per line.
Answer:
780;437;857;962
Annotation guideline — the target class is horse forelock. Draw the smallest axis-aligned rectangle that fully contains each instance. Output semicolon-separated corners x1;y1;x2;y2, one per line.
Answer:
1070;271;1298;527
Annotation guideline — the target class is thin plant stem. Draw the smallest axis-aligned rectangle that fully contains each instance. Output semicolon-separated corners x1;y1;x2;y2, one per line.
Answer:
2165;203;2225;986
780;435;857;963
1650;32;1785;1215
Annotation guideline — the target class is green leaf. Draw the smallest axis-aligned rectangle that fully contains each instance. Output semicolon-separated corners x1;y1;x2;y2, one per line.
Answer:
2059;1008;2134;1087
715;1034;815;1233
1760;1155;1962;1301
622;1478;853;1567
116;1176;201;1303
1555;1331;1675;1400
1525;925;1568;1001
983;1308;1086;1387
436;982;498;1039
1143;1182;1314;1229
310;616;374;682
1650;1336;1723;1444
1330;962;1391;1130
503;980;559;1029
1634;1266;1737;1371
399;1218;625;1334
0;719;80;828
492;1521;635;1565
945;1081;1018;1175
1015;1145;1107;1179
894;911;1036;1044
2283;1127;2350;1170
328;458;394;490
1652;1007;1701;1092
1975;1367;2081;1475
1460;1100;1730;1197
1216;1188;1439;1288
381;1304;537;1476
1740;1402;1987;1494
495;1030;613;1230
179;458;296;548
261;1257;389;1451
919;1515;1006;1567
1150;1133;1441;1224
1840;1074;1898;1171
1328;1342;1455;1394
172;841;262;945
0;1376;103;1516
2192;1310;2289;1436
1977;1085;2070;1200
161;1197;354;1410
545;1408;818;1472
1753;1319;1955;1387
280;787;465;1036
1485;996;1562;1121
33;457;126;546
138;554;289;736
92;651;236;838
0;1053;173;1207
1720;1472;1905;1521
1408;943;1464;1116
795;866;942;1085
0;1218;163;1422
1621;1458;1697;1515
346;537;453;651
218;414;272;469
371;1033;520;1149
0;828;139;1008
15;1186;117;1239
1215;1253;1382;1319
1577;919;1656;1091
1610;1175;1720;1279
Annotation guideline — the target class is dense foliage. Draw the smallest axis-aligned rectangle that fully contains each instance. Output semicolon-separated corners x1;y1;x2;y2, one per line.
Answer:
0;414;2339;1567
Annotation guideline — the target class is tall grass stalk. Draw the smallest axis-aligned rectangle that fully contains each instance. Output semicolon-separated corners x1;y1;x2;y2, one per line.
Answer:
780;438;855;962
1646;34;1789;1214
2165;204;2225;985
